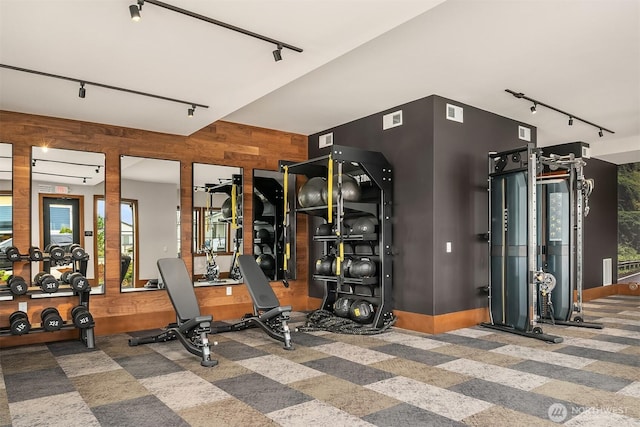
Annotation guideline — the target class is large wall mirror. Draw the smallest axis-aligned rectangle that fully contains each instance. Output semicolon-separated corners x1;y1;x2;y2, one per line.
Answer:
0;143;12;287
120;156;180;292
253;169;296;281
192;163;243;286
30;147;106;294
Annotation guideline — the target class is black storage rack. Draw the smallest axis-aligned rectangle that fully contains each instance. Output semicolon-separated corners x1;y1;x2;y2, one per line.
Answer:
281;145;393;328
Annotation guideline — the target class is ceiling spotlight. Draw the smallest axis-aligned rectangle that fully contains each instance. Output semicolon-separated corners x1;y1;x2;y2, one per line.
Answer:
129;1;143;21
599;128;604;137
273;44;283;62
530;103;537;114
188;105;196;117
568;117;573;126
78;82;86;99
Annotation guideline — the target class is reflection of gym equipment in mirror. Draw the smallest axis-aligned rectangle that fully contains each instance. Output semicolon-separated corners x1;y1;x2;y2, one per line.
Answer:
482;142;602;343
30;147;105;294
192;163;243;285
120;156;180;291
252;169;297;282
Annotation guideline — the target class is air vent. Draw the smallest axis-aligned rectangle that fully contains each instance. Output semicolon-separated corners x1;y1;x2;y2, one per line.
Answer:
603;258;612;286
518;126;531;142
446;104;463;123
318;132;333;148
383;110;403;130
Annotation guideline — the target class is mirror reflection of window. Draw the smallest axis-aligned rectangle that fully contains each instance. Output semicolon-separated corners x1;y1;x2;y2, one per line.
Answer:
120;156;180;292
120;200;137;288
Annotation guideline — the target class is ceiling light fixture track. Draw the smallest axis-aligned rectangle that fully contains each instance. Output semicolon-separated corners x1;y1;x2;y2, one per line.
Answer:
505;89;614;137
0;63;208;113
129;0;303;61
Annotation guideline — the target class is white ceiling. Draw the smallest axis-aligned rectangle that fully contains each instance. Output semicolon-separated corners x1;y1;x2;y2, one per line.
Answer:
1;0;639;165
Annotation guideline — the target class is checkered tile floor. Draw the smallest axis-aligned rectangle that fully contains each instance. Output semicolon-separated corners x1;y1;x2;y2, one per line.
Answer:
1;295;640;426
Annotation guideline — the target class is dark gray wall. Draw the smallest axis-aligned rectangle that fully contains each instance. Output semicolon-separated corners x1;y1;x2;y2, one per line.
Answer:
309;95;536;316
582;157;618;288
431;96;535;314
308;96;435;314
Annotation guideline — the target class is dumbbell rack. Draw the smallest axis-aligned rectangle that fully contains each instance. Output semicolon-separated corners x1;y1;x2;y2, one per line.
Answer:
0;250;95;349
280;145;394;328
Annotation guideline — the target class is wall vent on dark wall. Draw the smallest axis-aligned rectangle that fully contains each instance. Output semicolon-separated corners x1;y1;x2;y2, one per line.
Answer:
382;110;403;130
446;103;463;123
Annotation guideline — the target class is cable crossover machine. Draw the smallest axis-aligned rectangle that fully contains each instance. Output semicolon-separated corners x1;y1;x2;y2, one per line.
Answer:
482;142;603;343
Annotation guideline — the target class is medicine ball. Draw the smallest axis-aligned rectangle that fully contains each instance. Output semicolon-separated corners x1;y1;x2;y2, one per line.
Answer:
221;197;233;219
350;217;376;235
331;256;353;277
315;223;334;236
314;255;334;276
333;297;353;318
255;228;272;243
349;299;375;323
298;177;327;207
350;258;377;278
322;174;361;203
256;253;275;273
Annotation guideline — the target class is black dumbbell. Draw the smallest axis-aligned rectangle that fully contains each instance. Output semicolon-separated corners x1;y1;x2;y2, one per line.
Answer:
29;246;44;261
9;311;31;335
67;244;86;261
61;272;89;292
41;307;63;332
71;305;94;329
5;245;21;262
7;275;28;295
44;244;65;261
34;272;59;293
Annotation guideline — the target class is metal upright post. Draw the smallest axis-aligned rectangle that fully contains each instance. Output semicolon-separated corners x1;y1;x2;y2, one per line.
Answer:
527;143;539;332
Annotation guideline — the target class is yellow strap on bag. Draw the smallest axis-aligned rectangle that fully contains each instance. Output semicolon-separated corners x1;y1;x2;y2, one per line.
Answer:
231;183;238;229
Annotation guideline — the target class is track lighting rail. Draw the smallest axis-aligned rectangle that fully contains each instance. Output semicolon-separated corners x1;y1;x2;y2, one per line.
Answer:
0;63;209;113
505;89;613;136
138;0;303;55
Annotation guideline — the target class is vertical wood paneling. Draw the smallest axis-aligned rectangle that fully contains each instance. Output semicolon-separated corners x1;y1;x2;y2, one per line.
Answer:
0;111;308;347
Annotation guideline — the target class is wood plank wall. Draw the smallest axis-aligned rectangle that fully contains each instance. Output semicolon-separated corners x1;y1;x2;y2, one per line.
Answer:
0;111;311;347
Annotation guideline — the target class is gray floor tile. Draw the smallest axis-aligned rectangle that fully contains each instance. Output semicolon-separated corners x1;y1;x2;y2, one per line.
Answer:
363;402;466;426
91;395;189;427
3;366;74;402
46;339;97;357
211;340;270;361
374;343;459;366
115;352;185;379
303;355;394;385
214;372;312;413
554;345;640;367
290;330;335;347
449;378;577;421
510;360;633;392
591;333;640;347
429;333;506;350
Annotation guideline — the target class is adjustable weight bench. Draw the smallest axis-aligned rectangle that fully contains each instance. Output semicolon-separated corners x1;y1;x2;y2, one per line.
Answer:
128;258;218;367
129;256;293;367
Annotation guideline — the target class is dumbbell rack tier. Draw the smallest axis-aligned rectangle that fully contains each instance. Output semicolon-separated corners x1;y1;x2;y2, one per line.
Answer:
0;253;95;349
281;145;393;328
